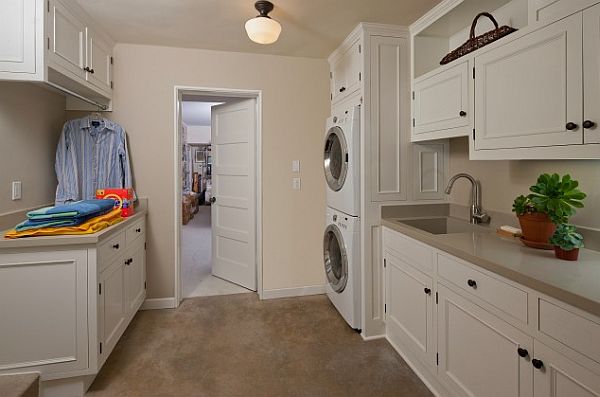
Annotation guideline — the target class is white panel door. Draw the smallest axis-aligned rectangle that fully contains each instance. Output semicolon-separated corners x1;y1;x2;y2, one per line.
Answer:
0;250;88;375
385;253;435;366
437;284;534;397
48;0;86;80
413;61;470;136
211;99;257;291
0;0;36;74
86;29;112;93
99;257;126;363
533;341;600;397
474;13;583;150
125;243;146;315
584;4;600;144
412;142;446;200
370;35;409;202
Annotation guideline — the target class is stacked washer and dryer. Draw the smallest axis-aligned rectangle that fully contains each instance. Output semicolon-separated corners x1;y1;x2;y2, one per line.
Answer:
323;104;361;331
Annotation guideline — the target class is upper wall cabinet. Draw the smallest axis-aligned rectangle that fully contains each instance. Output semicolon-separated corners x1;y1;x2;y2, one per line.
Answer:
412;61;471;141
0;0;39;75
331;39;362;104
0;0;114;107
473;12;583;150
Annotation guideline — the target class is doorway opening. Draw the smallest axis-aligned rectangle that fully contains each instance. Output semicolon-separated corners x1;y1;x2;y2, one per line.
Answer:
174;87;262;305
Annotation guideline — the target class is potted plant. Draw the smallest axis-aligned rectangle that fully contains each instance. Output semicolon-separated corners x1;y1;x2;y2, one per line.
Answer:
550;224;584;261
512;174;586;249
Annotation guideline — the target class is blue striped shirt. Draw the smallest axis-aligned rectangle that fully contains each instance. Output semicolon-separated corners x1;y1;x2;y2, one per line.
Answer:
55;117;133;205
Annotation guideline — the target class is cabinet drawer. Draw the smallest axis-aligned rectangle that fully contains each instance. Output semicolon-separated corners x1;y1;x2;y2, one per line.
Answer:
438;254;528;323
125;218;145;246
98;230;126;271
383;228;433;274
538;298;600;364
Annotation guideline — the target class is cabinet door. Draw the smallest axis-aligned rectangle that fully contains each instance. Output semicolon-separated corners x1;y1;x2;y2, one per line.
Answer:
474;13;583;150
48;0;86;80
99;257;126;363
533;341;600;397
437;284;534;397
331;51;347;103
0;0;36;74
86;29;112;92
584;4;600;144
370;35;409;202
125;243;146;315
385;253;435;366
0;250;88;375
331;39;361;104
412;142;446;200
413;61;470;136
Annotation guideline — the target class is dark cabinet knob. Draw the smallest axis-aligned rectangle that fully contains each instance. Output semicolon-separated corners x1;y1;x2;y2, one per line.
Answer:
339;87;346;93
583;120;596;129
209;197;216;204
424;288;432;295
566;122;578;131
112;243;120;249
532;359;544;369
459;111;467;117
84;66;95;74
136;228;141;233
517;348;529;358
90;69;95;74
467;279;477;288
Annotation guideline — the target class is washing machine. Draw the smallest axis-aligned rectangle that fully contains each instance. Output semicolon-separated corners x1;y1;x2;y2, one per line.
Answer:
324;104;360;217
323;206;361;330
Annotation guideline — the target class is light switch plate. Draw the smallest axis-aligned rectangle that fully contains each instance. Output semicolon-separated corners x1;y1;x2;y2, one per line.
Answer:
292;177;301;190
11;181;22;200
292;160;300;173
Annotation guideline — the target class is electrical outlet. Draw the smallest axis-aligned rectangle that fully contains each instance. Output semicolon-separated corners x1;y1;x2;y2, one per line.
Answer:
292;160;300;173
12;181;22;200
292;177;301;190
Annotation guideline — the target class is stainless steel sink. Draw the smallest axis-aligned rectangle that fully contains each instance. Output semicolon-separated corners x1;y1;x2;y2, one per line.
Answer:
394;217;492;235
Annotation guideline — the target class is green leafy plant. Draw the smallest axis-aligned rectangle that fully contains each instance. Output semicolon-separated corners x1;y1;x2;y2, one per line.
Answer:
512;173;587;224
549;224;584;251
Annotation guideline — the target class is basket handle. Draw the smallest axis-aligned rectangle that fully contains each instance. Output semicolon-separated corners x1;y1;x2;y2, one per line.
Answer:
470;12;500;39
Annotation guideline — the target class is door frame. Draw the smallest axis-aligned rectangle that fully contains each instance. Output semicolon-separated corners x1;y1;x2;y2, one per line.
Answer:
173;86;263;306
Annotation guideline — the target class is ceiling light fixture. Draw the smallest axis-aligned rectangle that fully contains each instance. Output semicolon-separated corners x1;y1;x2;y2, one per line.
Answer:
245;1;281;45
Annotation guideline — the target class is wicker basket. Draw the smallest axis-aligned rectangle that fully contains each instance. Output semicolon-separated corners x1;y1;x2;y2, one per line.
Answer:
440;12;517;65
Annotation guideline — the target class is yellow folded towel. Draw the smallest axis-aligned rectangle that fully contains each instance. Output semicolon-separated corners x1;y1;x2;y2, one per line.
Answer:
4;209;123;239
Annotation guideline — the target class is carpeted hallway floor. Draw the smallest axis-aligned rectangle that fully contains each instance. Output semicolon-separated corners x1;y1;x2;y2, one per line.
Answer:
86;294;432;397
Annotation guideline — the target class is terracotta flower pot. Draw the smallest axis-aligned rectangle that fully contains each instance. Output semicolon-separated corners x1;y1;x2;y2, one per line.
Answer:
517;213;556;250
554;247;580;261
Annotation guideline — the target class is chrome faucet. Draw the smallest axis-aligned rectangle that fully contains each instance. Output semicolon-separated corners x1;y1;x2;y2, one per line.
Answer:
444;173;490;224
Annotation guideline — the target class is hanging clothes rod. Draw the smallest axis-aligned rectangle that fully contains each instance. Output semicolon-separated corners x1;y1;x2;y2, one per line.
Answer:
46;82;109;111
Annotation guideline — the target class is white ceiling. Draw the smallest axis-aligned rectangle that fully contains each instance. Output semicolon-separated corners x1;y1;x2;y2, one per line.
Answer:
182;102;223;126
75;0;441;58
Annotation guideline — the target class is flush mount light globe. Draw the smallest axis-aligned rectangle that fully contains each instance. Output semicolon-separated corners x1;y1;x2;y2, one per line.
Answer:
245;1;282;45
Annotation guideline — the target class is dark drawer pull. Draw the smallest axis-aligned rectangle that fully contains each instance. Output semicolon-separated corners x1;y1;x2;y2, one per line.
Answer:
583;120;596;129
136;228;141;233
517;348;529;358
532;359;544;369
566;122;578;131
424;288;432;295
339;86;346;93
459;110;467;117
112;243;120;250
467;279;477;288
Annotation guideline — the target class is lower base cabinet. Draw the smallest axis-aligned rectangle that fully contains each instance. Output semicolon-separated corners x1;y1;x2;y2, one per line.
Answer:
382;226;600;397
437;284;533;397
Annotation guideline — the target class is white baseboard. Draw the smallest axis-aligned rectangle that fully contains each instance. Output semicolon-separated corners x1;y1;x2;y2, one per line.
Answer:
140;297;176;310
361;333;385;341
261;285;326;300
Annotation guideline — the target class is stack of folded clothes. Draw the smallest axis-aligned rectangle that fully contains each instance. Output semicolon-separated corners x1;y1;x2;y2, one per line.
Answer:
4;199;122;239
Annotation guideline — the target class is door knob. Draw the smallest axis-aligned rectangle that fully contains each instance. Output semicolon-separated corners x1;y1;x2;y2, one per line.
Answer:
209;197;216;204
583;120;596;129
424;288;432;295
566;122;578;131
517;348;529;358
339;87;346;93
532;359;544;369
459;111;467;117
467;279;477;288
112;243;120;250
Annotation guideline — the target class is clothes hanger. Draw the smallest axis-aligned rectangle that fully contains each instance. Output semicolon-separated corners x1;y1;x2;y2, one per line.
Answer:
89;106;103;127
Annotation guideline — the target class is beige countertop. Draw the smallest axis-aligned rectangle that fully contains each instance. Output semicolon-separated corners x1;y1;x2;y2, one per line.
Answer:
0;206;147;250
382;217;600;318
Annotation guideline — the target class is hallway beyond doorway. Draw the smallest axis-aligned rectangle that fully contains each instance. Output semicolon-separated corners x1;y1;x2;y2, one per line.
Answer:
181;206;252;298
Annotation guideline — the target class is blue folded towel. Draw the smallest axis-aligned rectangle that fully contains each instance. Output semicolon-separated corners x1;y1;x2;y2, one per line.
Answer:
16;199;117;232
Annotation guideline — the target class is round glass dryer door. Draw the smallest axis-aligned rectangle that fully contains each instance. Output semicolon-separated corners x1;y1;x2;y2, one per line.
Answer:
323;224;348;293
324;126;348;191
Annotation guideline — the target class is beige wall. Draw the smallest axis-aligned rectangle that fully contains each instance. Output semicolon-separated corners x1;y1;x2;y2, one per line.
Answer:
449;138;600;229
0;82;65;215
106;44;329;298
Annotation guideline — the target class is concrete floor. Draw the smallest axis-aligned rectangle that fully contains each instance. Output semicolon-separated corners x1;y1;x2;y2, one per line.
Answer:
181;206;252;297
86;294;432;397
